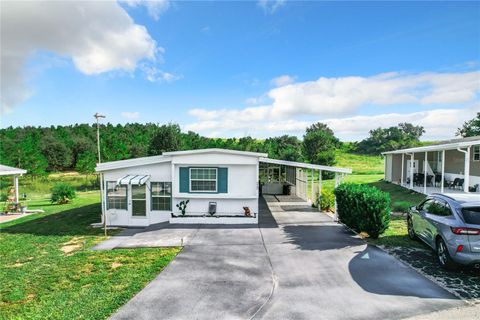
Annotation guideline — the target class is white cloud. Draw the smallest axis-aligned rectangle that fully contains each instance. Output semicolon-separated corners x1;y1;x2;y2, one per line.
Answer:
257;0;287;14
186;70;480;140
265;71;480;118
140;64;181;82
185;107;478;141
1;1;168;114
322;106;479;141
121;111;140;119
123;0;170;20
271;75;295;87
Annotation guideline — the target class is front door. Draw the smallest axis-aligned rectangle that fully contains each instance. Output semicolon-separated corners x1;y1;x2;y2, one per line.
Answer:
131;184;147;219
406;160;419;182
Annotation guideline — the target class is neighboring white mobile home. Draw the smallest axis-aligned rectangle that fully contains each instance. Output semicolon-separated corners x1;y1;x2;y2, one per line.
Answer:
383;136;480;195
95;148;351;227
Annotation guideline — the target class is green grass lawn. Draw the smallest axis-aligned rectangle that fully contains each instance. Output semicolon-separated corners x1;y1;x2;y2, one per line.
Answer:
335;150;384;175
0;192;180;320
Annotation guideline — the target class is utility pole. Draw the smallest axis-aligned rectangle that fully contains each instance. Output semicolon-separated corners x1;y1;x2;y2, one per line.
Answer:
94;113;106;163
94;113;106;236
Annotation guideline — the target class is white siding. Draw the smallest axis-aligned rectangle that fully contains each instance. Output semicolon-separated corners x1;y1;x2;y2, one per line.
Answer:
102;162;172;226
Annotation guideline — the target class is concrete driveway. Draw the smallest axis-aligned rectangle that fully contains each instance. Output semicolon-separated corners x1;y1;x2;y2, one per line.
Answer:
102;196;464;320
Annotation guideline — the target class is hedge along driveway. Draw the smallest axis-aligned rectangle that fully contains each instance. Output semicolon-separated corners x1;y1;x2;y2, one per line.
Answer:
0;193;180;320
334;183;391;238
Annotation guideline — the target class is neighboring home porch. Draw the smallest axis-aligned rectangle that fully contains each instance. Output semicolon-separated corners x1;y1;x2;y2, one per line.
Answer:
383;136;480;195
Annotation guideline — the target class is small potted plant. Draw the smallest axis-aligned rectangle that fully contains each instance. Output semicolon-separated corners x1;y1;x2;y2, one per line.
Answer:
176;200;190;216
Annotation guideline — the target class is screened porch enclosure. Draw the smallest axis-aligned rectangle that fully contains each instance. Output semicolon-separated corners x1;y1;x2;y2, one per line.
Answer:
258;158;351;204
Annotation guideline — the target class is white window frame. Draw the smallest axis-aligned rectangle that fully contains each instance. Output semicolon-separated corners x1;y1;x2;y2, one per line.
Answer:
473;145;480;162
189;167;218;193
151;182;172;211
106;181;127;210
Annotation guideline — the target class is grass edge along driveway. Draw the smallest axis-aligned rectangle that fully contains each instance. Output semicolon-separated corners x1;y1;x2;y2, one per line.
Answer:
0;192;180;320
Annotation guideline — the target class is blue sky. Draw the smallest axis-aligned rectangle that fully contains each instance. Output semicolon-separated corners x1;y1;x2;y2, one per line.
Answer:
1;1;479;141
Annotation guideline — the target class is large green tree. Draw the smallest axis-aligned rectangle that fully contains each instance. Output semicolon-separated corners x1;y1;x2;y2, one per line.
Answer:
40;135;73;171
457;112;480;137
356;122;425;154
303;123;340;169
264;135;303;161
148;124;182;155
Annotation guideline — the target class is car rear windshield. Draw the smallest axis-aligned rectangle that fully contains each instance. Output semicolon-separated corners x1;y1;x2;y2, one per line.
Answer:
461;207;480;225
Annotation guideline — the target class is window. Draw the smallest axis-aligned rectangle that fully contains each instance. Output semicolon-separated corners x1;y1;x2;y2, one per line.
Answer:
461;207;480;224
473;145;480;162
428;199;452;217
106;182;127;210
190;168;217;192
151;182;172;211
419;199;434;211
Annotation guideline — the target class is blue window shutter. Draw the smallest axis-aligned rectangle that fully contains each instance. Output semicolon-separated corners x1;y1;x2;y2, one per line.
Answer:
179;167;189;193
218;168;228;193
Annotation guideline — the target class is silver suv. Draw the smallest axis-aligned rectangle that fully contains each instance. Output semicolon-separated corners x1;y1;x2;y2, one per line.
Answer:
407;193;480;270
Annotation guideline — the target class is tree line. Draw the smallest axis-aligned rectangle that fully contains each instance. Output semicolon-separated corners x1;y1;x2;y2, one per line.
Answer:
1;112;477;176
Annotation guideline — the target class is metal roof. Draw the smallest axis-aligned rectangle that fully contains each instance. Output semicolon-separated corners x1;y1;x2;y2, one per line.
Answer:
95;149;351;174
96;155;170;172
259;157;352;174
0;164;27;176
163;148;268;158
382;138;480;155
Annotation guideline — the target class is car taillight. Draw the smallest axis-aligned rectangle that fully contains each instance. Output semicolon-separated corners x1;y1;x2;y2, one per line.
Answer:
451;227;480;235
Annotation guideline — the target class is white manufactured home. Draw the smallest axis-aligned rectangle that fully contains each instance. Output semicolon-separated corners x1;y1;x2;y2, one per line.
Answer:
383;136;480;195
95;148;351;227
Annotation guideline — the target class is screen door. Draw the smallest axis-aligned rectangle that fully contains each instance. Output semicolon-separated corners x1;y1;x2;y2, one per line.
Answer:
131;184;146;217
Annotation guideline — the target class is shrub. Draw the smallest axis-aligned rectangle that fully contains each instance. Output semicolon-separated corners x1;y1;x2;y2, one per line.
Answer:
392;201;412;213
316;189;335;212
334;183;391;239
50;183;76;204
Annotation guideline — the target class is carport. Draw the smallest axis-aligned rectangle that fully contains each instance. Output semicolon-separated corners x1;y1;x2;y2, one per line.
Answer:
259;158;352;218
0;164;27;211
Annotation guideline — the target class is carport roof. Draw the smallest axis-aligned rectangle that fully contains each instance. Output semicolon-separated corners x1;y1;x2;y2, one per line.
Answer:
0;164;27;176
259;157;352;174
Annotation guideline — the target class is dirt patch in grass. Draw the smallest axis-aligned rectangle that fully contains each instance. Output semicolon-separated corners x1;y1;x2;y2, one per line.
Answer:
61;237;85;255
111;262;123;269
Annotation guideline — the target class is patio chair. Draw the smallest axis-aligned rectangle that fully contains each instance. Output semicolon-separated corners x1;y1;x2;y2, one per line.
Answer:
415;173;425;187
455;179;464;190
448;178;459;189
434;175;442;187
426;175;434;187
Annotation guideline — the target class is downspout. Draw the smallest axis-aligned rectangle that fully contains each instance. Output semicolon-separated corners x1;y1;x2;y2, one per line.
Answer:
457;147;470;193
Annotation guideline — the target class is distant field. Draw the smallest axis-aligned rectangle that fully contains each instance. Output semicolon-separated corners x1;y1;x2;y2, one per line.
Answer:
1;172;97;200
335;150;384;175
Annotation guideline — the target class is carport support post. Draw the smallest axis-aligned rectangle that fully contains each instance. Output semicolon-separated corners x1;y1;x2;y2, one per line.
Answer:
304;169;308;201
318;170;322;211
310;169;314;205
441;150;445;194
410;153;414;189
464;146;470;193
424;152;427;194
14;175;19;203
401;153;404;186
334;173;339;221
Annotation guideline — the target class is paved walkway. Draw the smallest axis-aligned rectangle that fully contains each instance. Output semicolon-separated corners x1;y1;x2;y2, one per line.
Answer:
98;197;464;320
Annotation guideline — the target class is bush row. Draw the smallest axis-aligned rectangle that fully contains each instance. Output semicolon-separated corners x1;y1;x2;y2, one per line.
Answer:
334;183;391;239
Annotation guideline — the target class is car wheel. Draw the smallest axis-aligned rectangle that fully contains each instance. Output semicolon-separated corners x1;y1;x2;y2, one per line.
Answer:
407;217;417;240
436;238;457;271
